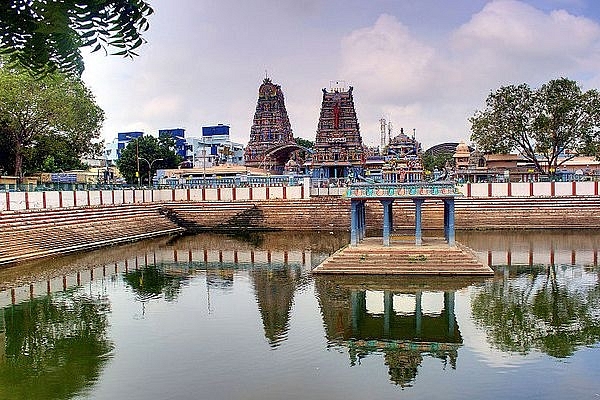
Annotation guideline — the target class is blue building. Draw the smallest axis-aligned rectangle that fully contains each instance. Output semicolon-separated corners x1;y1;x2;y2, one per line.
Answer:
117;131;144;157
159;128;187;158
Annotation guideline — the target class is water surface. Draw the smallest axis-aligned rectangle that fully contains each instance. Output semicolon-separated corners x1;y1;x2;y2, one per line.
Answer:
1;231;599;400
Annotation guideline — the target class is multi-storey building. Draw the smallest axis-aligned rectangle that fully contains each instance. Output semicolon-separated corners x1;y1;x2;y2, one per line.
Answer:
159;128;187;158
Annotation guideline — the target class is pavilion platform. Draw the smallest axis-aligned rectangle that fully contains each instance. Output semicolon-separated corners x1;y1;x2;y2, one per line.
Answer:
312;236;493;276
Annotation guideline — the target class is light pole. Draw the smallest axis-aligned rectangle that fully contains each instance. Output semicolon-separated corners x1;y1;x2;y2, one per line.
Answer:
138;157;163;187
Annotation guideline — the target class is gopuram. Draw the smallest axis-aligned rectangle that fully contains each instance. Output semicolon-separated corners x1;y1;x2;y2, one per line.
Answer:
244;77;297;172
310;81;364;179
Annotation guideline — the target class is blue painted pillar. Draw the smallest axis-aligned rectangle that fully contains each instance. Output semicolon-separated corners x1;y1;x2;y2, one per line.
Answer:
359;201;366;241
350;200;359;246
443;200;449;241
444;198;456;246
381;199;393;246
413;198;424;246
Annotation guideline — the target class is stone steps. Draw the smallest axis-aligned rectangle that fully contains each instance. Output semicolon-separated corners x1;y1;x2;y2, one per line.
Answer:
0;204;183;265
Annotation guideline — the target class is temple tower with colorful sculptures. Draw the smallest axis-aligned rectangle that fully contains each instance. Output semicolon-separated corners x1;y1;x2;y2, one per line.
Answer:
310;81;364;179
244;77;296;172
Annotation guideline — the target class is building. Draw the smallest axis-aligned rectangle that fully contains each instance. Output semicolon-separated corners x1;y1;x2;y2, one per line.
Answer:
311;82;364;179
185;124;244;168
117;131;144;158
244;77;296;171
159;128;187;158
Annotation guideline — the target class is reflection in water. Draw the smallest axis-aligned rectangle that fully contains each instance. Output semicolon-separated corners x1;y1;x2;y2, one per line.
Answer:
472;264;600;358
0;231;599;398
0;290;112;400
315;276;482;387
123;263;192;302
252;266;301;347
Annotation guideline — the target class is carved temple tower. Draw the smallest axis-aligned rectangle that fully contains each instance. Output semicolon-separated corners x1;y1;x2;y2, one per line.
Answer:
311;82;364;179
244;77;295;171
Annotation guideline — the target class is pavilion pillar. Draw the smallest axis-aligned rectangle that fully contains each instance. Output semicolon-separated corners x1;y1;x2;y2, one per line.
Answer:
381;199;394;246
358;200;366;241
413;198;424;246
443;198;456;246
350;200;359;246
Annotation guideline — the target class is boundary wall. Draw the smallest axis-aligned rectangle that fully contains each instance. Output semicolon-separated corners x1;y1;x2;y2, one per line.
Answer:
458;181;599;197
0;184;307;212
1;181;598;212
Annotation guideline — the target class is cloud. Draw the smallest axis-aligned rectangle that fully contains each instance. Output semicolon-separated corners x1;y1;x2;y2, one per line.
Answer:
340;14;438;104
338;1;600;148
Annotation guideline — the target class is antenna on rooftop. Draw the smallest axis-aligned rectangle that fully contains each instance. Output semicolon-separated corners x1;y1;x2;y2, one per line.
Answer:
380;117;387;155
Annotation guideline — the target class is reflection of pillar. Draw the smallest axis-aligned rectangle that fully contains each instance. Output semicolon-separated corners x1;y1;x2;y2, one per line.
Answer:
384;291;393;338
0;308;4;363
444;292;455;336
351;291;366;333
415;291;422;336
443;198;455;246
351;200;359;246
381;199;394;246
413;199;424;246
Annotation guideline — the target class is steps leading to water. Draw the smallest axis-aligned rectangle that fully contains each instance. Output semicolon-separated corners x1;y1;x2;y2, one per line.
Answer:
312;237;493;275
0;204;184;265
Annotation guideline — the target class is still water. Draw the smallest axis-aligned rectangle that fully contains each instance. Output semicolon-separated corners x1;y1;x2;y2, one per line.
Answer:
0;230;599;400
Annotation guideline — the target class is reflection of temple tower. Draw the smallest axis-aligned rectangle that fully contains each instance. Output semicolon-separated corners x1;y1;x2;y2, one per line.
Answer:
315;276;463;387
244;77;295;171
311;82;364;179
251;267;299;347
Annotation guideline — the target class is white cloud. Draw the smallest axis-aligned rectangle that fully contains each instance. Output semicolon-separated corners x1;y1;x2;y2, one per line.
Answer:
338;0;600;149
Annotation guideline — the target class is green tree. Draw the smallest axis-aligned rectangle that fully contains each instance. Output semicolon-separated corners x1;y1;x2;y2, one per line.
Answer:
470;78;600;174
0;0;153;76
294;136;314;161
116;135;182;185
421;151;453;175
0;66;104;179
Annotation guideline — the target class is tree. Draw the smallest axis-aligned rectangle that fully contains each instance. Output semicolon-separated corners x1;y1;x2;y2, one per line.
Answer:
470;78;600;174
0;66;104;179
0;0;153;76
421;151;453;175
294;136;314;161
116;135;182;185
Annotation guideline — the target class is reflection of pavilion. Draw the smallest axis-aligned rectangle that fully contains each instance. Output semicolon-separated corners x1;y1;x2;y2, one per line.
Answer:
315;276;477;387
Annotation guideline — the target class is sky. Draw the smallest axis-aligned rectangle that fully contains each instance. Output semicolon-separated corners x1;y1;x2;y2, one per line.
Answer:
81;0;600;151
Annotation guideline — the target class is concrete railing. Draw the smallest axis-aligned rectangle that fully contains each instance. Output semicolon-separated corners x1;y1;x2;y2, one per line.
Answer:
457;181;599;197
0;183;310;212
1;180;599;212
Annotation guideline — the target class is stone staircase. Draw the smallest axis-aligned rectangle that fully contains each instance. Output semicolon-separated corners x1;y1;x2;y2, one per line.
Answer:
0;204;184;265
